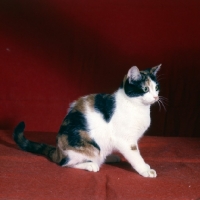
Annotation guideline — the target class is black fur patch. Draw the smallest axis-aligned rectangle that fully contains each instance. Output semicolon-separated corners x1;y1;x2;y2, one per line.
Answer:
13;121;25;136
88;140;101;151
59;156;70;166
13;121;28;151
58;111;101;151
58;111;88;147
94;94;116;122
13;121;56;157
124;79;146;97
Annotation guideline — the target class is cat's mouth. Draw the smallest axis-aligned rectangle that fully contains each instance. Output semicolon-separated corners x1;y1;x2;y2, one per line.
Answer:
150;99;159;105
152;96;159;104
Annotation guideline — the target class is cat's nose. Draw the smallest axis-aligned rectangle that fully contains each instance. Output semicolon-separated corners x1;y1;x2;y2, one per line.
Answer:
154;96;159;101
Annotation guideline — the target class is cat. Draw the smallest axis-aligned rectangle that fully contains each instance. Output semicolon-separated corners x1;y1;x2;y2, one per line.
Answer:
13;64;162;178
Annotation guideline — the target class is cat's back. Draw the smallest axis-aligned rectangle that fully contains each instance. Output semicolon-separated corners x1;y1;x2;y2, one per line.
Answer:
84;93;116;133
68;93;116;132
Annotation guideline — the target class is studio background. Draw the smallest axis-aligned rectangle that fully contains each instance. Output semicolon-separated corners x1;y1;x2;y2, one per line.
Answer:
0;0;200;137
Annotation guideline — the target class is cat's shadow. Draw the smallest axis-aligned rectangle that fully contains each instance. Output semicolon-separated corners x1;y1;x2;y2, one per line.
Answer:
0;131;19;149
107;160;135;173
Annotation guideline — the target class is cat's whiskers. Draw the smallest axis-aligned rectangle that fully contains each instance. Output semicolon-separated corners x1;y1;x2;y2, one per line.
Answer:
159;95;168;99
159;96;168;105
157;96;168;111
157;100;162;111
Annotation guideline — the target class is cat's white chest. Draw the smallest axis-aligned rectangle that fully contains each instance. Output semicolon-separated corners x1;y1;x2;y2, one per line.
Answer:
111;91;151;141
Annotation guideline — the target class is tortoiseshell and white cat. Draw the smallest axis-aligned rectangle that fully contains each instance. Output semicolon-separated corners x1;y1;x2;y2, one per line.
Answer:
14;65;162;178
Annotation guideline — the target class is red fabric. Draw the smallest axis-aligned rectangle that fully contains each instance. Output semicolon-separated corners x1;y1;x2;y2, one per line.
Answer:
1;130;200;199
0;0;200;136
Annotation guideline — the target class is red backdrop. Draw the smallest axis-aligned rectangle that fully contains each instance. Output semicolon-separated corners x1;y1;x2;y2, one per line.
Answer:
0;0;200;136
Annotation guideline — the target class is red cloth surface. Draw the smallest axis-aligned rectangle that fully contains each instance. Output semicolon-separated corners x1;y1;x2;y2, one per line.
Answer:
0;0;200;136
1;130;200;200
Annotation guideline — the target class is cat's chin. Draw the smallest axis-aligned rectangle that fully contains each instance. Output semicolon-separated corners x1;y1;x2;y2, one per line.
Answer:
142;100;156;106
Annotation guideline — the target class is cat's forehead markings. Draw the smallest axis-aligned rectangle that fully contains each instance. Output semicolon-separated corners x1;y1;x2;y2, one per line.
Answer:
140;70;148;75
146;77;151;86
148;78;157;91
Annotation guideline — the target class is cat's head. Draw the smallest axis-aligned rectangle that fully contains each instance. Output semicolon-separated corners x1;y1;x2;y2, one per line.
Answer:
122;65;161;105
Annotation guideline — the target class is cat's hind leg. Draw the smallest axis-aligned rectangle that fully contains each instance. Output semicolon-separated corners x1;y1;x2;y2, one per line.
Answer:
61;150;101;172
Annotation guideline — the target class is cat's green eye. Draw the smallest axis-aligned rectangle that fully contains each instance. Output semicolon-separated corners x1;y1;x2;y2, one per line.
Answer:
143;87;149;92
155;85;159;91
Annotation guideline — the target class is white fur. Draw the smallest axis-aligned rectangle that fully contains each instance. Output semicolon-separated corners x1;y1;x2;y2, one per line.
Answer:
64;77;159;178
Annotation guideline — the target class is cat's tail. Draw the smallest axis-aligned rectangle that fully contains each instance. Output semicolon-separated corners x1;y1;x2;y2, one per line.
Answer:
13;121;64;164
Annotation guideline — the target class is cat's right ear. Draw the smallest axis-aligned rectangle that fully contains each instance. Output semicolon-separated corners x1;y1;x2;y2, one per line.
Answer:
151;64;161;76
127;66;141;83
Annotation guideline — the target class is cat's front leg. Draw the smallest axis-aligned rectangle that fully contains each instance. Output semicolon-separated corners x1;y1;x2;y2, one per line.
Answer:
117;142;157;178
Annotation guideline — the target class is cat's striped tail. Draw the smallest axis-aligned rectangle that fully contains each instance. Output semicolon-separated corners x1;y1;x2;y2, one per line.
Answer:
13;122;64;164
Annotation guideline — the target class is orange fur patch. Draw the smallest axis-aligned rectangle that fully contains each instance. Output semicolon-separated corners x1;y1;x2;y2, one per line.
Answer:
57;130;99;158
86;94;95;110
123;75;127;87
74;97;86;113
131;145;137;151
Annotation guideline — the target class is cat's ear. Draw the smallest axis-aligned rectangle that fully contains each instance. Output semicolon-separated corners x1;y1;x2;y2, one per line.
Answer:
127;66;141;82
151;64;161;76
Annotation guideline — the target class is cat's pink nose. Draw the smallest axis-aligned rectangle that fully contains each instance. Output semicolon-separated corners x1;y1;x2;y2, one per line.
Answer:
154;96;159;101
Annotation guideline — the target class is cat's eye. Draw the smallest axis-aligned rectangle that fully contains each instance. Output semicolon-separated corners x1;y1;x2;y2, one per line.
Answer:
155;85;159;91
143;87;149;92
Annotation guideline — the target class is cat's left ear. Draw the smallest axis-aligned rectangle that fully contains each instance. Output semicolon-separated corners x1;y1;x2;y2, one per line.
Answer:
151;64;161;76
127;66;141;83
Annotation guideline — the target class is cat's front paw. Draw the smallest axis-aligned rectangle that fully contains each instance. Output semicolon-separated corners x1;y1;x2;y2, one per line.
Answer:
138;164;157;178
140;168;157;178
